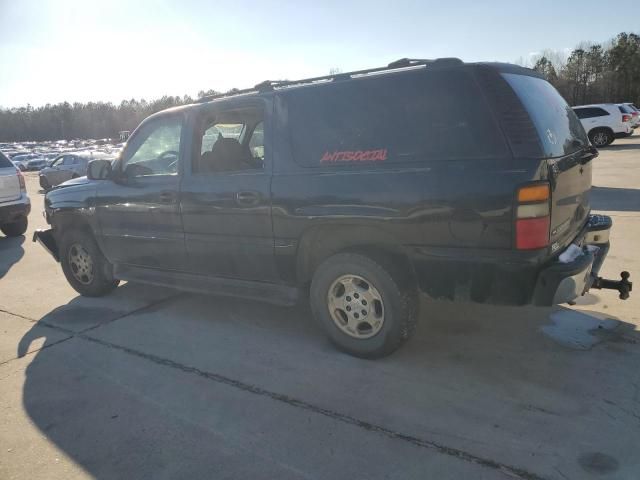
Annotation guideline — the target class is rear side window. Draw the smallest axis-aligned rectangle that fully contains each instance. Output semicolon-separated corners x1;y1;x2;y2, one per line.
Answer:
574;107;609;119
285;69;508;166
0;152;12;168
503;73;588;157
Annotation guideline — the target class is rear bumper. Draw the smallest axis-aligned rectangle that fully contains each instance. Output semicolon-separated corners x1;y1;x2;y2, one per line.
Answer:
0;196;30;224
532;214;622;305
409;214;626;306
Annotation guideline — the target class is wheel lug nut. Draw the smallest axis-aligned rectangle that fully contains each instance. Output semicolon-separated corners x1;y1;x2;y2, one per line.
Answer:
361;310;367;316
354;293;359;299
354;313;359;319
346;306;351;312
361;300;367;305
346;296;351;302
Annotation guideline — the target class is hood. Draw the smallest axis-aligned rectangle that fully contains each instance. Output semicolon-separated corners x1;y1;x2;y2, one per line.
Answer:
53;176;91;190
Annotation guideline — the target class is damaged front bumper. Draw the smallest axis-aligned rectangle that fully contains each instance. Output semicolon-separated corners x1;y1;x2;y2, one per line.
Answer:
533;214;631;305
32;228;59;262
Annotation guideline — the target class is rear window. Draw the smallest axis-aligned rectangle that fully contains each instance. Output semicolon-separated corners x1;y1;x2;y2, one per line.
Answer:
285;69;508;167
0;152;13;168
502;73;588;157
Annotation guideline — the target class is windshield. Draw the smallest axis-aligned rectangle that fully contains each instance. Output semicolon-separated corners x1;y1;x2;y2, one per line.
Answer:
502;73;588;157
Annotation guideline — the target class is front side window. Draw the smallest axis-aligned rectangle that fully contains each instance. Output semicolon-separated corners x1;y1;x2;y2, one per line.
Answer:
121;118;182;177
195;107;264;174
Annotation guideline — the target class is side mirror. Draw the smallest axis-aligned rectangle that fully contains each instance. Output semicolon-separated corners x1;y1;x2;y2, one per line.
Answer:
87;159;113;180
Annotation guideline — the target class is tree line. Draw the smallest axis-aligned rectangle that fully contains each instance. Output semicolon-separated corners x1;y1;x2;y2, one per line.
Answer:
531;32;639;107
1;32;639;142
0;89;219;142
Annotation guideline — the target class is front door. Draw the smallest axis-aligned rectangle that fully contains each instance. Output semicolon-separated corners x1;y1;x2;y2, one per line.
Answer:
95;115;186;270
180;103;277;280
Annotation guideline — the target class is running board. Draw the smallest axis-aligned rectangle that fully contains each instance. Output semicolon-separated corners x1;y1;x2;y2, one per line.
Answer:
114;264;302;306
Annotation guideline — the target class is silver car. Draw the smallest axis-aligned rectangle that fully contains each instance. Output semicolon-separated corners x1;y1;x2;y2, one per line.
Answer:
38;154;90;190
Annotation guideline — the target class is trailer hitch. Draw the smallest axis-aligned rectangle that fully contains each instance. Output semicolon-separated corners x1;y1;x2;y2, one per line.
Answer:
592;271;632;300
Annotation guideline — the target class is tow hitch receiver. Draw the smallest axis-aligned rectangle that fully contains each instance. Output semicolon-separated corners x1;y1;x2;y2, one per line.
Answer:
592;271;632;300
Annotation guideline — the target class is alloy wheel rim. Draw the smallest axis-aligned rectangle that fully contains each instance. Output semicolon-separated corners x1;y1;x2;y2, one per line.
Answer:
68;243;94;285
593;132;608;146
327;274;385;339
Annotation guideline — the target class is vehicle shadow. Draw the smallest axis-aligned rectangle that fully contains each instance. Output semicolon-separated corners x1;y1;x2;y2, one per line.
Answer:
603;142;640;151
590;186;640;212
0;235;25;279
13;291;640;478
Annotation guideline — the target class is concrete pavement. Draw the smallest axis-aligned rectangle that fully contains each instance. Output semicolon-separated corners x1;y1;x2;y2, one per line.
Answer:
1;137;639;479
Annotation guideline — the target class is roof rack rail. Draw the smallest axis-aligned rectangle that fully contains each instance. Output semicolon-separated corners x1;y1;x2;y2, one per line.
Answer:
197;57;464;102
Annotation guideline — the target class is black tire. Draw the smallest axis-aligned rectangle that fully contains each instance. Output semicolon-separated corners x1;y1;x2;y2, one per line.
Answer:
310;253;418;358
1;216;28;237
59;229;119;297
589;129;614;147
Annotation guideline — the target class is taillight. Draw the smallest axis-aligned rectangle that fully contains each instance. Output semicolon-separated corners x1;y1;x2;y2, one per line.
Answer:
515;183;550;250
16;169;26;192
622;114;632;123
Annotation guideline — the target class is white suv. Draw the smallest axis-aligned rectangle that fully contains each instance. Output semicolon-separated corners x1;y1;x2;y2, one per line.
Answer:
0;152;30;237
572;104;633;147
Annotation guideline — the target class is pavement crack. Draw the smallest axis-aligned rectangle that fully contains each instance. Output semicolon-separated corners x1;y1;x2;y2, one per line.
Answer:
0;335;73;366
78;332;547;480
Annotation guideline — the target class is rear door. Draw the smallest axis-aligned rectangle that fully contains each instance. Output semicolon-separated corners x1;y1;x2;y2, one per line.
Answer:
180;102;277;280
502;73;592;251
0;153;20;203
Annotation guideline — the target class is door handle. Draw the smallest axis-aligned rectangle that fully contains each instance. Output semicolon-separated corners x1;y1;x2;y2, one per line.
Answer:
236;191;260;206
159;191;176;204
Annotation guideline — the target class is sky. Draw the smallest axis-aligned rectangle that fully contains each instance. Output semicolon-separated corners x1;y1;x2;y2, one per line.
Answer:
1;0;639;108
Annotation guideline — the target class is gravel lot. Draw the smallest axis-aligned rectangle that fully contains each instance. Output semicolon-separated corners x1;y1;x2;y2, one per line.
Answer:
1;138;639;480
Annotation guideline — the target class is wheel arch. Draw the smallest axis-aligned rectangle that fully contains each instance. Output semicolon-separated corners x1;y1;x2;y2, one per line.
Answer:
588;126;614;139
295;225;417;287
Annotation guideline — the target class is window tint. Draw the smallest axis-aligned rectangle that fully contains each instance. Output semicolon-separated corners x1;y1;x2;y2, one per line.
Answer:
62;156;75;166
201;123;245;154
195;107;264;174
592;107;609;117
285;69;508;166
122;118;182;177
573;108;588;119
0;152;12;168
503;74;588;157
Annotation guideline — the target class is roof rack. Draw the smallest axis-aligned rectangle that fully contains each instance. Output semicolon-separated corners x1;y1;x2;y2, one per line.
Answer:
197;57;463;103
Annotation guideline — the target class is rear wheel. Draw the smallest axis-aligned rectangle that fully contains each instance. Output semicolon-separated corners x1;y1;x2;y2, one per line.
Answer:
310;253;418;358
60;229;119;296
589;129;613;147
1;216;28;237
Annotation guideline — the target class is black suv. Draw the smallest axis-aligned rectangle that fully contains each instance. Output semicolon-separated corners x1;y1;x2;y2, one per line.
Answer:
34;58;631;358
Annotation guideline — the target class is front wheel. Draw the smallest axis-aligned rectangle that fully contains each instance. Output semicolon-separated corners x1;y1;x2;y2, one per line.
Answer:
60;229;119;297
1;216;28;237
310;253;418;358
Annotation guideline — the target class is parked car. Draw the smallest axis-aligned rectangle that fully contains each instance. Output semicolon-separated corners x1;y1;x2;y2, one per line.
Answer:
11;153;41;171
26;156;49;171
572;104;633;146
34;59;631;357
617;103;639;128
0;151;30;237
38;153;103;190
